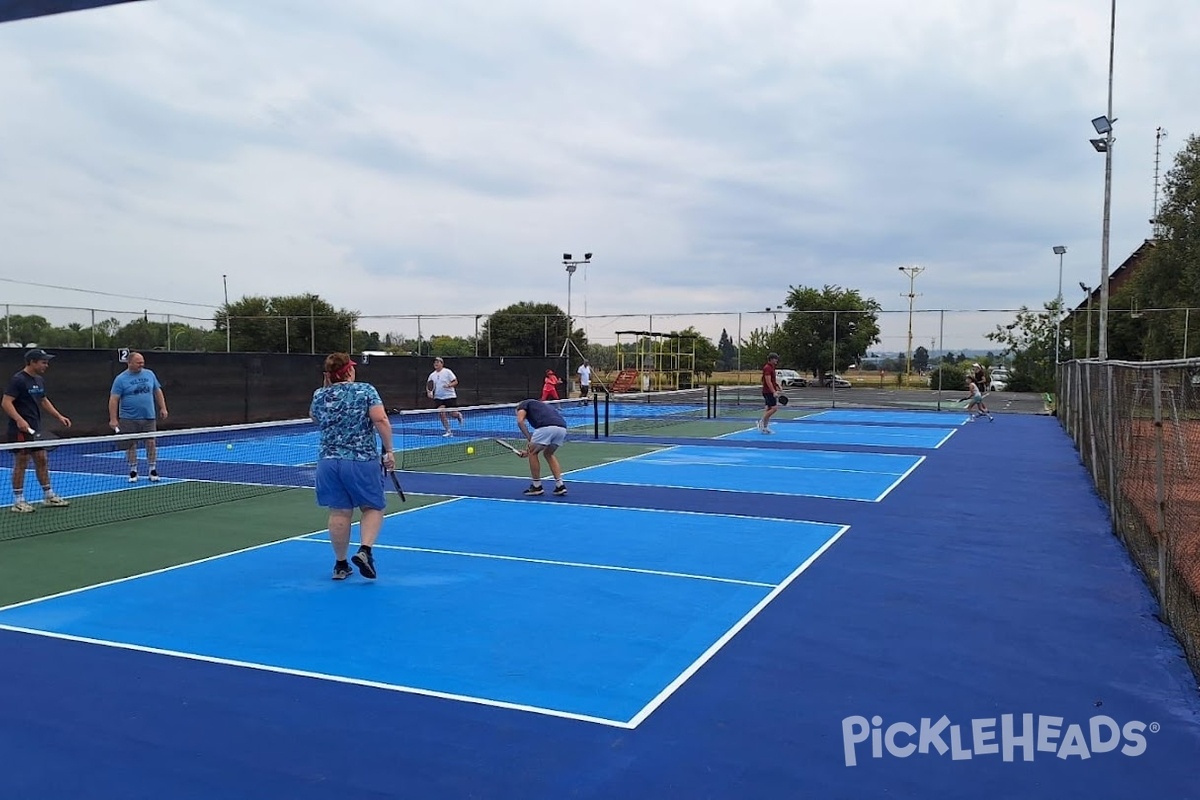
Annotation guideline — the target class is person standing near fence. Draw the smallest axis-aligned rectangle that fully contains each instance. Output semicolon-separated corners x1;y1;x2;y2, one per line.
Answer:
758;352;781;434
311;352;395;580
426;356;464;437
576;360;592;406
108;350;169;482
3;349;72;512
541;369;561;401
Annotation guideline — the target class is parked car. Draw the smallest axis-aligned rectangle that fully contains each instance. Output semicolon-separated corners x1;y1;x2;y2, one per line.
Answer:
776;369;807;388
821;372;852;389
988;367;1009;392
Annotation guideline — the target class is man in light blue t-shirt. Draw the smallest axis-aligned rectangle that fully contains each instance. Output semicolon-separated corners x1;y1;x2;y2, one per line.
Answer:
108;350;169;482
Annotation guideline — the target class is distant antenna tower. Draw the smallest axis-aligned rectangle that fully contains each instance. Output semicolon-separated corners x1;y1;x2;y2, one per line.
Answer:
1151;126;1168;238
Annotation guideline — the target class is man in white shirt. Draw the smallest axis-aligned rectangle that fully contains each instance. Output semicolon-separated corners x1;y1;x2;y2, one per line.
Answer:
576;360;592;406
426;357;465;437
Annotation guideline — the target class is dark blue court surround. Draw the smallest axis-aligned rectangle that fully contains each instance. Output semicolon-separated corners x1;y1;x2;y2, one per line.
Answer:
2;414;1199;800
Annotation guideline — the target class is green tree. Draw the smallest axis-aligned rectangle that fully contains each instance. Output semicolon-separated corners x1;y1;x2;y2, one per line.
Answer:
1;314;52;346
716;329;737;371
912;345;930;373
986;303;1058;392
215;294;375;353
1134;133;1200;359
777;285;882;374
738;328;775;373
427;335;474;357
481;302;586;357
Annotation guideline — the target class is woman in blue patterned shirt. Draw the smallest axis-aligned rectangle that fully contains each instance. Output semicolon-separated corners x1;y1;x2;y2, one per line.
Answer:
310;352;395;581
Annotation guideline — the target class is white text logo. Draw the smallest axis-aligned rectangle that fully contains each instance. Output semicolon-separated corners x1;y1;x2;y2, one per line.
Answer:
841;714;1158;767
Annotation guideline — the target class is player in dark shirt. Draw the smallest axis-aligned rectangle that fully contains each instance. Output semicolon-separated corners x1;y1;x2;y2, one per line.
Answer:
2;349;72;512
515;398;568;496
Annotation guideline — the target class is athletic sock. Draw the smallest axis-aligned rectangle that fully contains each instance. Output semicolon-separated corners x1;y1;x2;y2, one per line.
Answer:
357;544;372;555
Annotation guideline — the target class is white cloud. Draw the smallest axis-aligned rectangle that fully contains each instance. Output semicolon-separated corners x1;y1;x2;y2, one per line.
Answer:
0;0;1196;350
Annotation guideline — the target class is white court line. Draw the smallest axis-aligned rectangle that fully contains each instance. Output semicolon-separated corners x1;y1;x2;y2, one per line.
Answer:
0;623;634;729
626;458;912;477
625;523;851;728
0;501;439;614
872;456;927;502
0;496;833;729
292;538;776;589
550;476;888;503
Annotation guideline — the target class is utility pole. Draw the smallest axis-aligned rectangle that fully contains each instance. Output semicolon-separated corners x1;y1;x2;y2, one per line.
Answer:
898;265;925;377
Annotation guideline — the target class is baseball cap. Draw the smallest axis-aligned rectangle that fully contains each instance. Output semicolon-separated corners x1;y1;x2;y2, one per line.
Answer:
767;352;780;361
24;349;54;363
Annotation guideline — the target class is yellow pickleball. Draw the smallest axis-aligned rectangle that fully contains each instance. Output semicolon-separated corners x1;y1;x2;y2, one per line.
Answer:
227;444;234;450
467;446;475;455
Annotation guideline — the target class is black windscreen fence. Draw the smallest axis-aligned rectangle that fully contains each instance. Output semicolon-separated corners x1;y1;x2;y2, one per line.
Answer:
4;349;564;436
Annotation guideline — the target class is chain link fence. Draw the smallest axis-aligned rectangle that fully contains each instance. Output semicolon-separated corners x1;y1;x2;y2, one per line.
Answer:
1059;358;1200;682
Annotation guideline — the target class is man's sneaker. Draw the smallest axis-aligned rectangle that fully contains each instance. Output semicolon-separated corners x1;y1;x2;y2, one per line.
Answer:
763;427;775;434
43;495;70;508
351;549;377;580
332;561;353;580
10;501;35;513
523;484;544;496
128;469;138;483
149;469;160;482
442;430;453;438
755;420;765;433
553;484;567;496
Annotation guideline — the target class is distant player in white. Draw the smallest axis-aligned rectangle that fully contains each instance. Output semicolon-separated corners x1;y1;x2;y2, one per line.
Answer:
426;356;464;437
576;360;592;406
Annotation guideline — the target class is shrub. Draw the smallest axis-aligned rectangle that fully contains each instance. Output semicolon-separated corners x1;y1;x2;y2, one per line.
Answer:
928;364;968;391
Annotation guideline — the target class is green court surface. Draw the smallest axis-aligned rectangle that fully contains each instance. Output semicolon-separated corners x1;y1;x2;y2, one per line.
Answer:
420;441;665;474
0;490;444;607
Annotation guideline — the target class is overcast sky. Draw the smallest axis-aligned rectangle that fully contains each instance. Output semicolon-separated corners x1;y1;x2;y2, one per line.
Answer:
1;0;1197;353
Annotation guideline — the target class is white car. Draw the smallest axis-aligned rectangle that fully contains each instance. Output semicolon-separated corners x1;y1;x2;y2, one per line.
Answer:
988;368;1009;392
776;369;806;388
821;373;852;389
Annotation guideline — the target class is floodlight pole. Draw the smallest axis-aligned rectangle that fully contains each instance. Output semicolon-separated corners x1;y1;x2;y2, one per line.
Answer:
1053;246;1067;362
1097;0;1116;361
898;265;925;377
1080;283;1094;358
561;252;593;394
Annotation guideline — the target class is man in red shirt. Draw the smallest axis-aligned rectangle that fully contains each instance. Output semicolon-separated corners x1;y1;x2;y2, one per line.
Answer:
758;352;781;434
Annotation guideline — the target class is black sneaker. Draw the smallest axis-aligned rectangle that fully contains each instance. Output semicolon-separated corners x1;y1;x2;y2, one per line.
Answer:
523;484;544;496
553;484;567;496
128;469;138;483
351;549;377;580
149;468;159;482
332;561;353;580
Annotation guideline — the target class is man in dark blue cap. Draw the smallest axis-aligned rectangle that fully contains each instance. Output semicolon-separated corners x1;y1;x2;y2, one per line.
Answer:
1;349;72;512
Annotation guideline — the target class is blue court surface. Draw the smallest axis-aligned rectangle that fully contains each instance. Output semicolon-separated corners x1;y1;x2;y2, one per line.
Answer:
3;412;1200;800
0;499;845;726
724;420;957;448
0;467;182;504
568;445;924;501
803;409;970;427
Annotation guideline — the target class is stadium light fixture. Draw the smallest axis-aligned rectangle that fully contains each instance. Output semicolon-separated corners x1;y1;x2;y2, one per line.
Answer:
561;252;594;388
